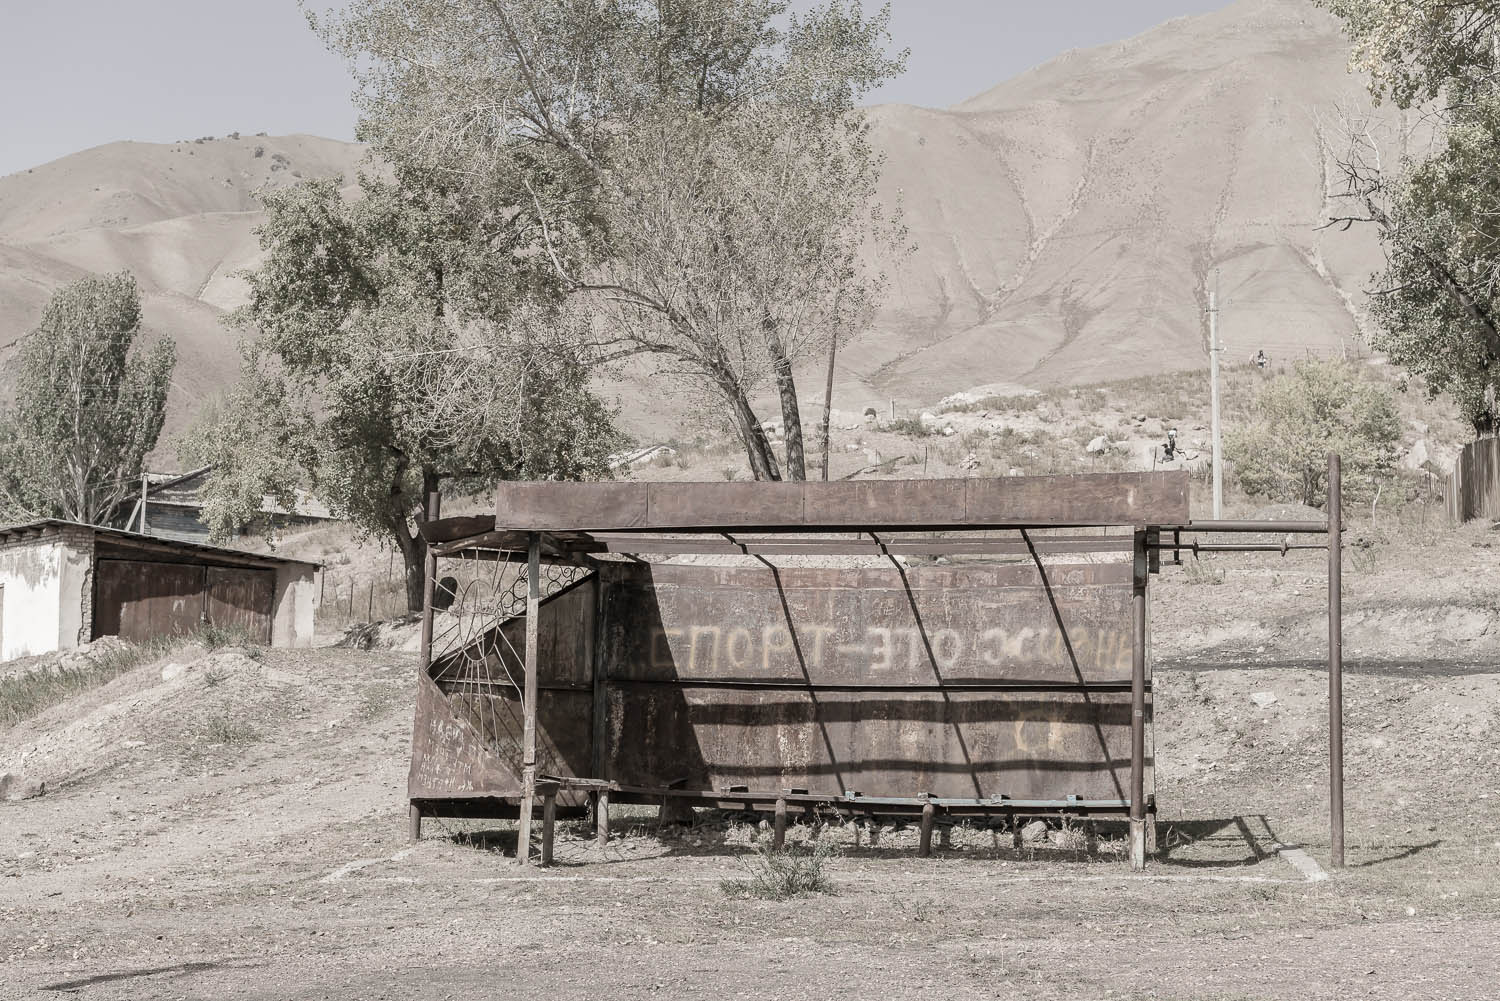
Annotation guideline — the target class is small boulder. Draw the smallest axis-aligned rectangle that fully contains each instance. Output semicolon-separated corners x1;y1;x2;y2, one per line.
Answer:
1086;435;1109;455
0;773;45;802
1021;819;1048;843
1250;691;1278;709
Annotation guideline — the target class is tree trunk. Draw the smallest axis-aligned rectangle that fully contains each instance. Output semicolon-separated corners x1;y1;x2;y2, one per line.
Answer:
762;316;806;481
709;365;781;481
392;513;426;616
771;349;806;481
819;328;838;482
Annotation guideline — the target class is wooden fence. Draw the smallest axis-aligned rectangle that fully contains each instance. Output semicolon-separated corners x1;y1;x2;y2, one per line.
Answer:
1447;436;1500;523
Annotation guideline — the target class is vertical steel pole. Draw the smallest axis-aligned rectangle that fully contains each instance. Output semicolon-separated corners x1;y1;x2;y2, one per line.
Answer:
1328;453;1345;868
1208;287;1223;519
516;532;541;864
411;488;440;843
1129;531;1148;872
418;489;441;676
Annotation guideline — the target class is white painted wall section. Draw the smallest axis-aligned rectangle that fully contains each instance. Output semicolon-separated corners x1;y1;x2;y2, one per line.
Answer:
0;537;64;662
271;563;320;648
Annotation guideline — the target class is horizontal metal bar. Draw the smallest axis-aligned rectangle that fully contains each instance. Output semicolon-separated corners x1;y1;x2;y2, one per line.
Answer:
583;534;1135;557
1162;520;1335;534
1148;542;1327;554
605;784;1136;812
603;678;1144;693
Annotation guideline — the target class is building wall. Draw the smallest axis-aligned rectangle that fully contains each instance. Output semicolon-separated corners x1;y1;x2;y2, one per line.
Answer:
271;562;320;648
0;529;92;661
57;526;94;649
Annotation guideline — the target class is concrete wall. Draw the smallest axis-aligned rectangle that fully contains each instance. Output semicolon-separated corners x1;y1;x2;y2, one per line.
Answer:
271;563;320;648
0;529;93;662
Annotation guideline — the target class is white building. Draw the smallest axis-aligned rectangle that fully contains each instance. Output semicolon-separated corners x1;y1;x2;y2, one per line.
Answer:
0;520;321;662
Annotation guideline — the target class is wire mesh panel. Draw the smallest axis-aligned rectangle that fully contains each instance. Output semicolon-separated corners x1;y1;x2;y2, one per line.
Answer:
407;552;594;806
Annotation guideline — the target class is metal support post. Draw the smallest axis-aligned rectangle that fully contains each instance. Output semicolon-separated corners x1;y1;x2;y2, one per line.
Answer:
541;789;557;866
918;800;935;858
516;533;541;864
417;489;441;675
1129;531;1148;872
596;788;610;848
1328;453;1345;868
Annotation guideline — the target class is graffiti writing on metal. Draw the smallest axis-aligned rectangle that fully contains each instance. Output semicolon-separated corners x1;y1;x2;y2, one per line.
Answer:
646;622;1131;675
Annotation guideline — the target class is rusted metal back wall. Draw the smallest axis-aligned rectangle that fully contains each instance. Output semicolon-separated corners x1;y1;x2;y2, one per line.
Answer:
1447;435;1500;523
597;559;1147;803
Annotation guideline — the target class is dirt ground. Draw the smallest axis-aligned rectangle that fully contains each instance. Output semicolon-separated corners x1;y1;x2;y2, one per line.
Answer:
3;526;1499;1000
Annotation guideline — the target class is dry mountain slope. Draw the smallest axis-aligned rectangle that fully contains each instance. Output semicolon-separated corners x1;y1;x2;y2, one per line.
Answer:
0;134;366;440
0;0;1390;441
847;0;1387;410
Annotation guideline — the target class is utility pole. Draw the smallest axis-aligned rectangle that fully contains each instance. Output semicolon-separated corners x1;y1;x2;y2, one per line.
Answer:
1208;286;1223;519
139;471;149;534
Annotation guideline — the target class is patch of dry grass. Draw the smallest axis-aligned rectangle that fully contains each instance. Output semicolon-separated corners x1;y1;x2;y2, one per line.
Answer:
720;839;839;900
0;638;178;728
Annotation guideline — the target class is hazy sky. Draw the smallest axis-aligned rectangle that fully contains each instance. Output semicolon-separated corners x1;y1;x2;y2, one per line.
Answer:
1;0;1230;177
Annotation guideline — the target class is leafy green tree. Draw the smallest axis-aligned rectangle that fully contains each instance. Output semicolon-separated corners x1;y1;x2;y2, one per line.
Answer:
1318;0;1500;433
1316;1;1500;110
191;176;625;613
1363;101;1500;433
1227;360;1402;508
316;0;906;480
0;273;175;525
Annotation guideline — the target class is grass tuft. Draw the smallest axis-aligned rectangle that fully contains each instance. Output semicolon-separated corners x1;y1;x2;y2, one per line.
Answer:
197;623;257;650
201;714;259;746
720;839;838;900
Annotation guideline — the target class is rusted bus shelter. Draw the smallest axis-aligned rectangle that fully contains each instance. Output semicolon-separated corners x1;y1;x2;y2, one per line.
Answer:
407;465;1347;870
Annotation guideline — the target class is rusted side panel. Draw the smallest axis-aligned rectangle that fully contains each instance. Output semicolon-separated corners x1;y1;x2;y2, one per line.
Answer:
205;567;275;644
407;674;518;799
412;578;596;805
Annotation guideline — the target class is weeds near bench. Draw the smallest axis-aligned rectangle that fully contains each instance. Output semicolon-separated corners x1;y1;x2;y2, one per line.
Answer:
720;839;838;900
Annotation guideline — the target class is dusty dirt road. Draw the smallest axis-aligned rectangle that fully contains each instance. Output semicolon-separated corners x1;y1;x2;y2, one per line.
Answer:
3;531;1499;1000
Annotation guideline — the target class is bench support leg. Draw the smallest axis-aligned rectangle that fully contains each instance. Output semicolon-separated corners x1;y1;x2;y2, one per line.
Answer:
541;792;557;866
596;790;610;848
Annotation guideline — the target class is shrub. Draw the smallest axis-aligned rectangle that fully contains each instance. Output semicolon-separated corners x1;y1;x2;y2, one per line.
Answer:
201;714;258;746
1227;359;1401;508
720;839;838;900
884;417;936;437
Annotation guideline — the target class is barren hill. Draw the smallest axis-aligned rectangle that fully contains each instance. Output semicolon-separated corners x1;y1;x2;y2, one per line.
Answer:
847;0;1385;411
0;134;366;439
0;0;1389;442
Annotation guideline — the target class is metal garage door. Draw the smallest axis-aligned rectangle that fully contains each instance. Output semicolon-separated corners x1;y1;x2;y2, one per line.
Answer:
206;567;275;644
94;561;275;645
